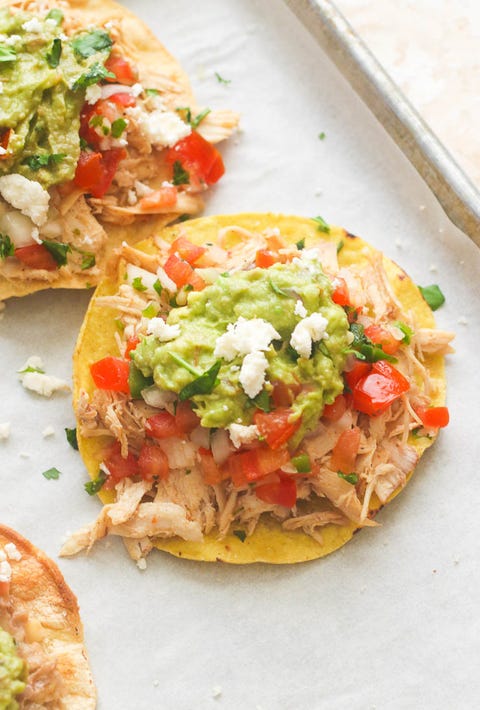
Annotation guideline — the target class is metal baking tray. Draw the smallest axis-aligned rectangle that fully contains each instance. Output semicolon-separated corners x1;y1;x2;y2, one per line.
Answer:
284;0;480;246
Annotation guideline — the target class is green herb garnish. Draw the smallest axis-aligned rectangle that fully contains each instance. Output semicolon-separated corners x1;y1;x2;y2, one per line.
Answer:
292;453;311;473
296;238;305;250
153;279;163;296
22;153;65;171
42;240;70;267
191;108;211;128
65;427;78;450
233;529;247;542
145;88;159;96
46;38;62;68
337;472;358;485
132;276;147;292
111;118;127;138
215;72;231;84
312;215;330;234
72;29;113;58
318;131;326;140
142;303;158;318
84;470;107;495
80;252;96;270
129;362;153;399
336;240;344;254
0;46;16;62
0;233;14;260
42;467;61;480
269;278;290;297
18;365;45;374
179;360;222;401
393;321;414;345
348;322;397;363
73;63;115;91
172;161;190;186
46;8;64;24
418;284;445;311
251;389;271;412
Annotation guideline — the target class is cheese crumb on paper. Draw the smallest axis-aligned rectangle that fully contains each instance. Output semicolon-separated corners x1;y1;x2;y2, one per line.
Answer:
0;422;10;441
18;356;70;397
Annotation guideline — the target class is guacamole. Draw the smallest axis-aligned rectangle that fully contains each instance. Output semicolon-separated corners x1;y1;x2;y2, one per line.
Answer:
0;627;26;710
0;8;112;189
133;258;350;442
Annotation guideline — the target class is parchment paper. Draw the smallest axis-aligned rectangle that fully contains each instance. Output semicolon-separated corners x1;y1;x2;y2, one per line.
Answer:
1;1;479;708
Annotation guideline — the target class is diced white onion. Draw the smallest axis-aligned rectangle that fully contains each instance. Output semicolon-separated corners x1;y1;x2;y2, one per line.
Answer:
190;425;210;449
101;84;137;100
211;428;233;465
0;211;35;248
40;219;63;239
141;385;175;409
126;264;160;296
159;437;197;469
195;267;222;284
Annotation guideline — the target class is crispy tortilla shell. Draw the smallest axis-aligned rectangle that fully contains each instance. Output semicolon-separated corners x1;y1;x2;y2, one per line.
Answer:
0;524;96;707
74;213;446;563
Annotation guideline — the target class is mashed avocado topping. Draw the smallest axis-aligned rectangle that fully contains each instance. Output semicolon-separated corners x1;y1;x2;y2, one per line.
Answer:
0;8;112;189
0;627;26;710
133;258;350;443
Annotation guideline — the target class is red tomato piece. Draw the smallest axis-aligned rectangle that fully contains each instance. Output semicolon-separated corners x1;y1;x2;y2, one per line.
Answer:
103;441;139;488
163;253;193;288
109;92;136;108
138;186;178;212
198;447;223;485
329;427;361;473
170;237;206;265
332;277;351;307
353;362;410;417
90;356;130;393
14;244;58;271
228;447;290;487
79;100;118;150
322;393;348;421
138;444;169;482
145;411;181;439
165;131;225;186
415;406;450;428
372;360;410;391
186;270;206;291
74;149;126;198
104;54;138;85
175;401;200;434
254;408;301;450
364;324;400;355
125;336;140;358
344;360;371;391
0;579;10;597
255;249;277;268
255;473;297;508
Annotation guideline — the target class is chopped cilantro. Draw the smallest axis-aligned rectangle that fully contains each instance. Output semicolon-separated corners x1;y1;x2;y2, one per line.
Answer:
80;252;96;270
153;279;163;296
73;63;115;91
296;238;305;250
336;240;344;254
215;72;231;84
42;467;61;480
46;8;64;24
176;214;190;223
145;88;159;96
348;322;397;363
179;360;221;401
84;471;107;495
71;29;113;59
142;302;158;318
169;352;201;377
132;276;147;292
46;38;62;68
269;278;290;297
418;284;445;311
172;161;190;186
42;240;71;267
65;427;78;450
0;233;14;260
233;529;247;542
111;118;127;138
292;454;311;473
191;108;211;128
337;472;358;485
394;321;414;345
250;389;271;412
318;131;326;140
0;46;16;63
18;365;45;374
312;215;330;234
185;469;192;476
22;153;65;171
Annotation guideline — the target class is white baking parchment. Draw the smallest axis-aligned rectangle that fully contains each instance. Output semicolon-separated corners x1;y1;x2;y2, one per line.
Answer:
1;1;479;709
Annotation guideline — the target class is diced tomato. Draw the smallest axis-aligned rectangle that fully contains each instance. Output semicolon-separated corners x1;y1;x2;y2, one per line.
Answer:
138;186;178;212
175;401;200;434
90;356;130;393
79;100;118;149
271;380;302;408
165;131;225;186
255;249;277;268
254;408;301;450
186;270;206;291
322;393;348;421
353;362;410;417
163;253;205;291
103;441;139;488
332;277;351;307
329;427;361;473
227;446;290;487
104;54;138;85
138;443;169;482
74;148;126;198
0;127;11;158
364;324;400;355
146;411;181;439
265;233;288;251
0;579;10;597
255;472;297;508
344;360;371;391
14;244;58;271
198;447;224;485
108;92;136;108
169;237;206;265
415;405;450;429
125;336;140;358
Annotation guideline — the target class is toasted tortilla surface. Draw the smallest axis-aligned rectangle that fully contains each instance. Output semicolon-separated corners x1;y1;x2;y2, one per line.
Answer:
74;213;446;563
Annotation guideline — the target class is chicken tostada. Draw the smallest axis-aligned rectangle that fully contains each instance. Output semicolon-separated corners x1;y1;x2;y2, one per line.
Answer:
0;0;238;299
61;214;453;564
0;524;95;707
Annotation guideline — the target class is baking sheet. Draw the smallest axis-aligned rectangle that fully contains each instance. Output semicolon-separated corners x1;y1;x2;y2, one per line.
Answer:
1;1;479;708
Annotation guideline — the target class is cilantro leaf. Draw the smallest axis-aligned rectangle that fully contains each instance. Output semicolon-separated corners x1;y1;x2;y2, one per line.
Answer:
312;215;330;234
18;365;45;374
132;276;147;292
65;427;78;450
71;29;113;59
337;472;358;485
22;153;65;171
72;63;115;91
46;8;64;24
84;471;107;495
269;278;290;297
0;233;14;259
0;46;16;62
172;161;190;186
318;131;326;140
111;118;127;138
250;389;271;412
80;252;96;270
153;279;163;296
233;529;246;542
42;467;61;480
46;38;62;68
179;360;221;401
191;108;211;128
215;72;231;85
394;321;414;345
336;240;344;253
418;284;445;311
145;88;159;96
348;323;397;363
42;240;71;266
296;238;305;250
